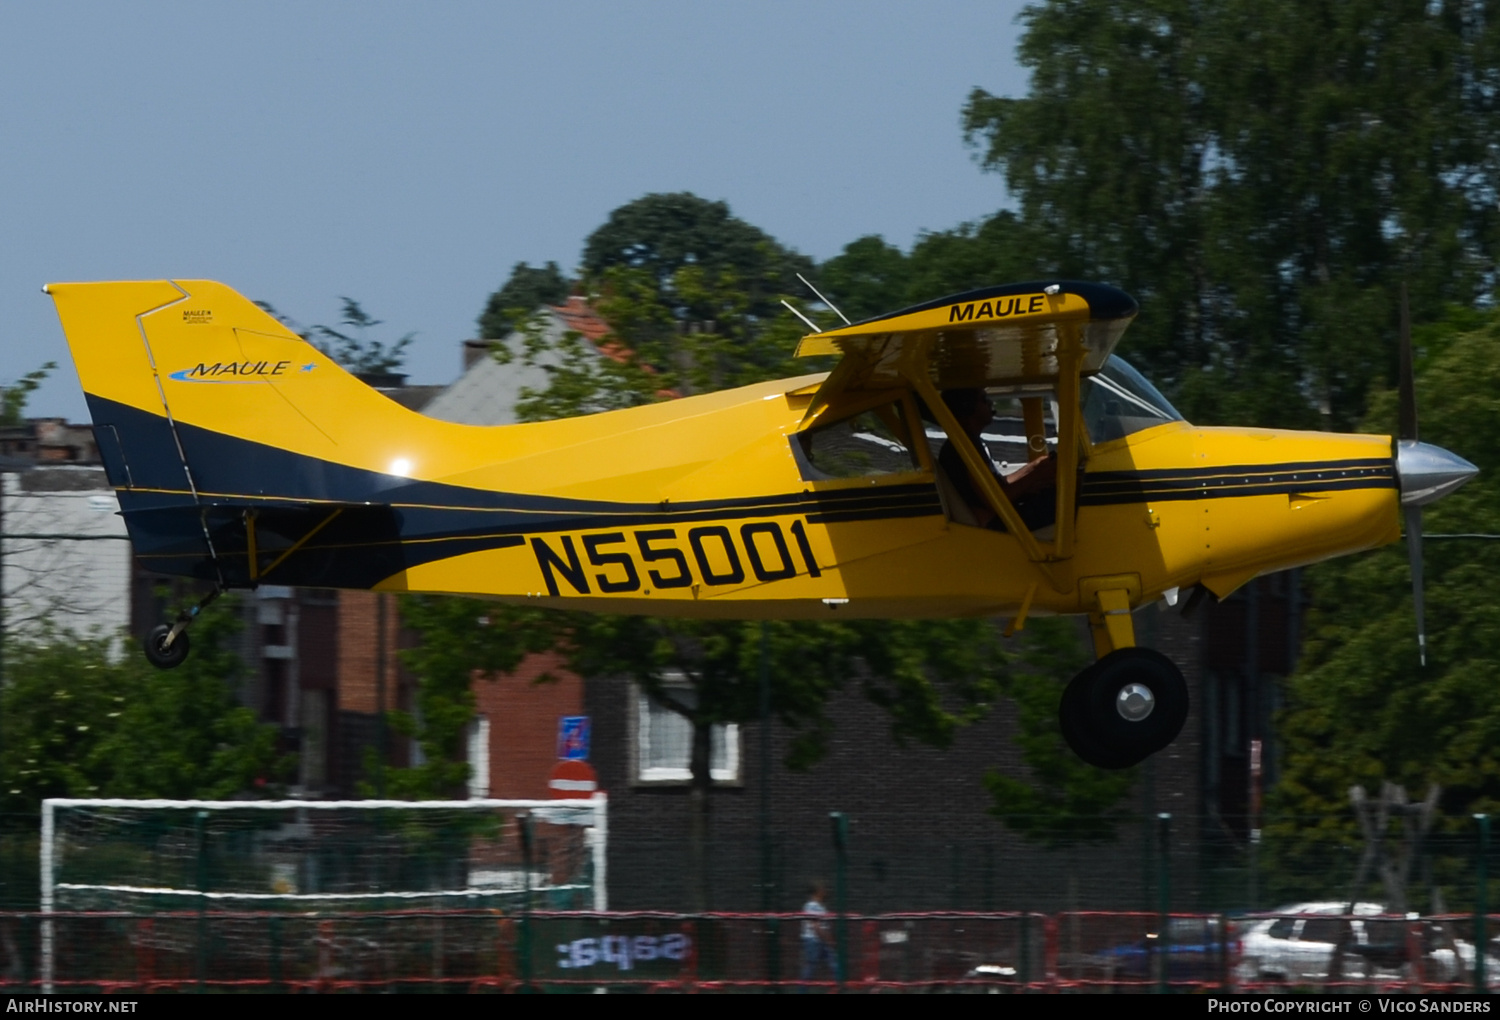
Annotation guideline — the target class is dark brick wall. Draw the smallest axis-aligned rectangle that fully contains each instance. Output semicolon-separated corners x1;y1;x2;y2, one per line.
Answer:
586;608;1208;914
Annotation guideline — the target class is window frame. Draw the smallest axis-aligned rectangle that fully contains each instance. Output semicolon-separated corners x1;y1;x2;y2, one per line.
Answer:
630;681;742;787
789;389;932;486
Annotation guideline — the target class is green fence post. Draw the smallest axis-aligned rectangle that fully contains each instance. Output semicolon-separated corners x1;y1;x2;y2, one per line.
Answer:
759;621;777;991
1019;911;1031;991
1157;812;1171;995
768;915;781;992
269;914;282;993
949;843;960;911
983;844;994;913
830;812;848;990
1477;814;1489;993
194;809;207;994
519;813;534;992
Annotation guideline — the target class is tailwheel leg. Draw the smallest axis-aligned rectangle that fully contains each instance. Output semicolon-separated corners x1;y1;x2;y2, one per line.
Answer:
144;587;223;670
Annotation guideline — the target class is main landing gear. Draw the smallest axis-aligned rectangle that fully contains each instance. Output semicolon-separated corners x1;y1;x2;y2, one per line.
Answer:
144;588;224;670
1059;647;1189;769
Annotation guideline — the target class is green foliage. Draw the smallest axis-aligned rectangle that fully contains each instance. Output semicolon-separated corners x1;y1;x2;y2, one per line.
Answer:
500;264;823;419
985;618;1136;845
1267;307;1500;893
852;618;1007;751
903;213;1045;303
500;298;663;423
0;363;56;427
0;597;286;813
817;236;914;323
963;0;1500;430
478;261;571;340
380;595;558;799
814;213;1081;326
581;192;815;324
311;298;414;375
562;617;854;771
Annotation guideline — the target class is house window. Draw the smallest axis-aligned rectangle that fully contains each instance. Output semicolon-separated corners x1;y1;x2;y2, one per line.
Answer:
635;685;739;784
467;715;490;799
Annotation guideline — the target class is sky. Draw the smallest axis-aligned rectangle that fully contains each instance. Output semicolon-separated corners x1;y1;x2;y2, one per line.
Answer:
2;1;1028;421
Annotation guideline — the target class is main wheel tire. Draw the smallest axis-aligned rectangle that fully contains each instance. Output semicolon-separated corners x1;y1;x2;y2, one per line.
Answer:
1075;647;1188;762
144;624;190;670
1060;662;1146;770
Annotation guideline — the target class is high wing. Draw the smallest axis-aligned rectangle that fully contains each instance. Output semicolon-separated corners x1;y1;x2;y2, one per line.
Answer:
794;281;1138;397
792;281;1139;563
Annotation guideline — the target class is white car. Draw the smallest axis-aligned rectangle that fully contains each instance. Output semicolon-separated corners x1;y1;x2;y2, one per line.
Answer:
1237;902;1493;988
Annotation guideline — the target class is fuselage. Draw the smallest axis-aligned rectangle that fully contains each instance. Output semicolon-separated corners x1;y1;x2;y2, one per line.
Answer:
375;376;1401;618
48;279;1405;621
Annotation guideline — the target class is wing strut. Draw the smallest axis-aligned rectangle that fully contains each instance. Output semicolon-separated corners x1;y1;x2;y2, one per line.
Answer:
903;369;1047;564
1053;330;1084;560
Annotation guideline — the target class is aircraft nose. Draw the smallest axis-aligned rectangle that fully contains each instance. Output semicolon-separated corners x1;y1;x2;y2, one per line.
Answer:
1396;440;1479;506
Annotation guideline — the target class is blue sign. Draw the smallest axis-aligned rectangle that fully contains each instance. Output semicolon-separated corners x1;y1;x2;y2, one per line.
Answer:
558;716;591;761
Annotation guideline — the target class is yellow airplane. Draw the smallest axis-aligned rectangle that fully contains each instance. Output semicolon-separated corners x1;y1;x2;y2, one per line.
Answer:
45;279;1475;768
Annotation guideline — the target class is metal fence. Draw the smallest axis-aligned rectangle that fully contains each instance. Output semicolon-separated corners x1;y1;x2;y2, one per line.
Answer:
591;812;1500;918
0;908;1492;993
0;809;1495;916
0;806;1492;992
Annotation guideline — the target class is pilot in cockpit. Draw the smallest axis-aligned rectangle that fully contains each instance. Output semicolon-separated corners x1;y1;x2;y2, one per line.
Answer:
938;388;1058;532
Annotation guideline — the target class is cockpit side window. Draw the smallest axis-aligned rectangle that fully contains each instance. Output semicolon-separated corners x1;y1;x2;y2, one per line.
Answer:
923;390;1058;475
794;399;925;482
1082;356;1184;444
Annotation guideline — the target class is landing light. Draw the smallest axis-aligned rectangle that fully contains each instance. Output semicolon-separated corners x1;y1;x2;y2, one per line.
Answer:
389;458;412;477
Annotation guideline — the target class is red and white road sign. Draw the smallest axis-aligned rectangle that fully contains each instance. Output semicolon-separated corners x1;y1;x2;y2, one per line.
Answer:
548;759;599;798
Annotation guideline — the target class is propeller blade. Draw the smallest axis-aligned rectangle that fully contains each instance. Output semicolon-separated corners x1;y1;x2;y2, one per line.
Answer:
1399;281;1427;665
1405;503;1427;667
1399;281;1418;443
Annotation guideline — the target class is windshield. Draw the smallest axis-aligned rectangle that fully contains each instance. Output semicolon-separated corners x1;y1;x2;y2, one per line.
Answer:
1081;356;1183;444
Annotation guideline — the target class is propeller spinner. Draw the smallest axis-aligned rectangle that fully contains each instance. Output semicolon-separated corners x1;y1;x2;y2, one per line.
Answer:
1394;282;1478;666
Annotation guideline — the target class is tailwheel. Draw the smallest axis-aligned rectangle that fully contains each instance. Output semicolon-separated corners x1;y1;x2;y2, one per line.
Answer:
144;624;190;670
1059;648;1188;769
141;587;223;670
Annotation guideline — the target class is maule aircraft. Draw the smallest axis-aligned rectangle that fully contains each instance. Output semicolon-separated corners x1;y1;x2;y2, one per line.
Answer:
45;279;1477;768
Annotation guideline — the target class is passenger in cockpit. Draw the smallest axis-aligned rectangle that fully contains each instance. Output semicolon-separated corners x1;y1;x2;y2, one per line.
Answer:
938;388;1057;531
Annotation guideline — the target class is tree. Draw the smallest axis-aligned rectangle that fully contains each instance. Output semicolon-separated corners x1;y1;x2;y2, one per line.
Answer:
0;596;285;812
814;213;1082;326
547;614;1007;909
311;298;414;376
558;617;854;909
816;235;914;323
370;595;558;799
962;0;1500;430
985;618;1137;846
477;261;572;340
581;192;816;328
1265;306;1500;901
0;363;55;427
498;299;663;422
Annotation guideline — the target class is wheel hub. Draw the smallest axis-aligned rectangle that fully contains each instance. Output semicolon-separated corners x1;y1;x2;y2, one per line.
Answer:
1116;682;1155;722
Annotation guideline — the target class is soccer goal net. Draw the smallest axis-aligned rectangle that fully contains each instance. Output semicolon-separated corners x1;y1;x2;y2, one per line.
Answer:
42;796;608;916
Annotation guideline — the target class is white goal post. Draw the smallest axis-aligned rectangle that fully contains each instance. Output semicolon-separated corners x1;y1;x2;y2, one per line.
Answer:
41;795;608;992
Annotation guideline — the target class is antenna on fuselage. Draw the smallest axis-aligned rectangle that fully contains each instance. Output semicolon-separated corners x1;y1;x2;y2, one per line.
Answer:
796;273;852;326
780;299;825;335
